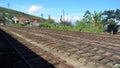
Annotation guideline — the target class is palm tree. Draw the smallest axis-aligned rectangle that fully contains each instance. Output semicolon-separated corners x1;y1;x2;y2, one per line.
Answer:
93;11;102;28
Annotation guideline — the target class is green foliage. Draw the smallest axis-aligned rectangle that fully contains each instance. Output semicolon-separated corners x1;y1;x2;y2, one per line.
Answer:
60;21;72;26
76;20;103;33
39;23;51;28
108;19;116;25
82;26;103;34
0;14;5;23
76;21;86;31
27;8;120;34
93;12;102;24
92;11;103;30
39;20;103;34
39;22;75;31
83;10;92;21
48;15;55;24
59;15;72;26
102;9;120;24
8;23;22;27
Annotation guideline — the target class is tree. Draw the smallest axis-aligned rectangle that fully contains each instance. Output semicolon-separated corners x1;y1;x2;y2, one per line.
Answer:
83;10;92;24
4;13;13;19
76;20;86;31
108;18;116;25
102;10;115;19
102;9;120;26
83;10;91;19
48;15;55;24
40;13;44;23
60;15;71;26
115;9;120;20
41;13;43;18
93;11;102;28
102;9;120;23
107;18;116;34
101;9;120;34
60;15;63;23
60;21;72;26
0;14;5;24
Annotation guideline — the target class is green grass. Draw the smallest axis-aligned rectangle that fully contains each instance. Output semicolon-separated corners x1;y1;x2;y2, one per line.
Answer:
7;23;104;34
39;23;104;34
8;23;22;27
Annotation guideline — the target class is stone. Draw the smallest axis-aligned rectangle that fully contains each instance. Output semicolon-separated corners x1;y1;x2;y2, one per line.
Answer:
114;64;120;68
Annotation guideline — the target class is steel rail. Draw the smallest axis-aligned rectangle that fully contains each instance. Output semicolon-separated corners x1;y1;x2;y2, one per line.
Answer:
0;29;32;68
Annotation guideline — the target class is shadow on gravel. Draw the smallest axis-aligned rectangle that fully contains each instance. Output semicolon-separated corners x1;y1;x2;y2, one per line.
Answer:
0;29;55;68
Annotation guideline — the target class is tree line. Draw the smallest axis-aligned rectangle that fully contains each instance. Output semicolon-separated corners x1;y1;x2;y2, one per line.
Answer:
75;9;120;34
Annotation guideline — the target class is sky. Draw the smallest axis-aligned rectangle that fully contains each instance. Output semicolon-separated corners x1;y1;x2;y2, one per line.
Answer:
0;0;120;23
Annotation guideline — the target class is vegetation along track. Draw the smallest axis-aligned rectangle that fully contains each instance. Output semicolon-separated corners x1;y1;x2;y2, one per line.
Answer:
1;26;120;68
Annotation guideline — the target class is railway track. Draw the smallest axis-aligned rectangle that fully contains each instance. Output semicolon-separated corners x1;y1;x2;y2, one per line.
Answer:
0;29;31;68
0;26;73;68
1;26;120;68
0;28;56;68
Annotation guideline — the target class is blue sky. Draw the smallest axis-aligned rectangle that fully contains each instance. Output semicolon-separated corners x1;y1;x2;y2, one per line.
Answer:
0;0;120;22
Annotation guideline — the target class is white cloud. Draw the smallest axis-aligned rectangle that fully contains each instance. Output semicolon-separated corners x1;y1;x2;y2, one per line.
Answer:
28;5;42;14
50;15;71;22
51;16;60;22
63;15;71;22
44;15;82;25
73;16;80;20
63;15;82;22
70;13;84;16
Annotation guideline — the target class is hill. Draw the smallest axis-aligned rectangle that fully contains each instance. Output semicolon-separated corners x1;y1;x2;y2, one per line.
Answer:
0;6;47;23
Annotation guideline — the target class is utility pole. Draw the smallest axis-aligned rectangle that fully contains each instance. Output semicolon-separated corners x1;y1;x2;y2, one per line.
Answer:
63;9;65;22
41;13;43;23
8;3;10;8
67;13;68;22
48;14;51;23
41;13;43;18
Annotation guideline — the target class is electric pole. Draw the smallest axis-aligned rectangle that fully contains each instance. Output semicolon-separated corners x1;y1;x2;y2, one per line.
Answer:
63;9;65;22
8;3;10;8
67;13;69;22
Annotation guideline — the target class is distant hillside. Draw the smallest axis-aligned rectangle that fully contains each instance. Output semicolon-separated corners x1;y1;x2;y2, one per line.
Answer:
0;6;47;22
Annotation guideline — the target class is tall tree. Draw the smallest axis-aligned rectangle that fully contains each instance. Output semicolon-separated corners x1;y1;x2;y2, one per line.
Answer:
60;15;63;23
41;13;43;18
40;13;43;23
115;9;120;20
60;15;71;26
102;10;115;19
48;15;54;24
102;9;120;25
83;10;92;23
0;14;5;24
102;10;116;23
93;11;102;28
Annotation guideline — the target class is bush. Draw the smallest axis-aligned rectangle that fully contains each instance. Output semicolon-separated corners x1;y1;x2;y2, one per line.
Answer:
8;23;22;27
82;26;103;34
39;22;103;34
